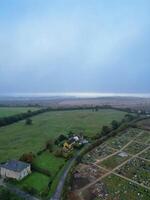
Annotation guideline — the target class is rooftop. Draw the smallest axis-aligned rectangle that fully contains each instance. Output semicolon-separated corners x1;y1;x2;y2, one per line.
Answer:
0;160;30;172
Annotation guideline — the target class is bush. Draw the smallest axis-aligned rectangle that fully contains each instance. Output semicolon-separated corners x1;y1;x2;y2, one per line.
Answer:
45;140;53;152
54;148;63;157
23;186;38;195
20;152;36;163
25;118;32;125
32;164;51;177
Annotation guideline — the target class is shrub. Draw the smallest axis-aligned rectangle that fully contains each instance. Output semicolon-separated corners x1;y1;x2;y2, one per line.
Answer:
45;140;54;152
32;164;51;177
25;118;32;125
20;152;36;163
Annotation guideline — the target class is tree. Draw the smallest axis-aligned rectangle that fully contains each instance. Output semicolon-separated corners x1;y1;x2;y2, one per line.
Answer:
68;131;74;137
124;114;135;122
54;148;63;157
45;140;53;152
101;125;110;136
25;118;32;125
111;120;119;130
20;152;36;163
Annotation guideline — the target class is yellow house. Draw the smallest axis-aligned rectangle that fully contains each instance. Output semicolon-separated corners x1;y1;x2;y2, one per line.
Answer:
63;142;73;151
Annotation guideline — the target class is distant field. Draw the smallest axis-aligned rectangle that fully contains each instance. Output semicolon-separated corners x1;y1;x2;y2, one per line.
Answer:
0;109;126;162
0;107;39;118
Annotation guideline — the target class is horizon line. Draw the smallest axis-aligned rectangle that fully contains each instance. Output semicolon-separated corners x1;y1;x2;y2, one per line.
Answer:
1;92;150;98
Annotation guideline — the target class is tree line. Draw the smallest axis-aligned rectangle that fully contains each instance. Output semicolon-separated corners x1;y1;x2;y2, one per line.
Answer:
0;105;136;128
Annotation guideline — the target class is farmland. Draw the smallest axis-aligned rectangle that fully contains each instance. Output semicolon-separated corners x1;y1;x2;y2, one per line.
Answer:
70;128;150;200
0;108;126;162
0;107;39;118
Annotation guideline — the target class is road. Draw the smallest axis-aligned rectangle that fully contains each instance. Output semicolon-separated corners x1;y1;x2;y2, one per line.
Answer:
50;151;81;200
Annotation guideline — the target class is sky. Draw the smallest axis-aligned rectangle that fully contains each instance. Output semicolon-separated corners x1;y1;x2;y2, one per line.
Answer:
0;0;150;94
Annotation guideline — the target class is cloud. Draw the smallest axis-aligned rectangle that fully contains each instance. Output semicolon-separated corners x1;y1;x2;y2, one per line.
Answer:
0;0;150;93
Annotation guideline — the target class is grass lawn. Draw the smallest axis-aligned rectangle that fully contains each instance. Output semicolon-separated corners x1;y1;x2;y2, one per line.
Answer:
0;109;126;162
33;152;66;177
17;172;50;195
0;107;40;118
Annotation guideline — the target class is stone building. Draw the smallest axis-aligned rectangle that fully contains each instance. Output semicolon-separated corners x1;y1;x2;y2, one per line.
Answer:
0;160;31;180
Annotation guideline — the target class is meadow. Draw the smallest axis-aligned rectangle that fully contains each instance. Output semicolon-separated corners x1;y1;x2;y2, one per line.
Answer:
0;107;39;118
0;109;126;162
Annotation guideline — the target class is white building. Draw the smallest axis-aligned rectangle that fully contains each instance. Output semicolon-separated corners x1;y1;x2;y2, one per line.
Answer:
0;160;31;180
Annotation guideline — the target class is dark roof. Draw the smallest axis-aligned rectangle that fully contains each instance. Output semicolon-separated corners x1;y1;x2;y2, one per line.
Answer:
0;160;30;172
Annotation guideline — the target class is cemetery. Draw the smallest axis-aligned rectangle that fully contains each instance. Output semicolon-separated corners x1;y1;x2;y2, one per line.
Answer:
70;128;150;200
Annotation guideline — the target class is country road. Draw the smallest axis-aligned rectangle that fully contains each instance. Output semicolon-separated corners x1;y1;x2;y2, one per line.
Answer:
50;151;81;200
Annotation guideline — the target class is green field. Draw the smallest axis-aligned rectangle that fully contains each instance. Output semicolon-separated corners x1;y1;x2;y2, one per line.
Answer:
33;152;66;177
0;109;126;162
16;172;50;195
0;107;39;118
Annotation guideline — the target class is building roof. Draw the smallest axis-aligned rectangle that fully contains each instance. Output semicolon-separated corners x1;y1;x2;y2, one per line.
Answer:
0;160;30;172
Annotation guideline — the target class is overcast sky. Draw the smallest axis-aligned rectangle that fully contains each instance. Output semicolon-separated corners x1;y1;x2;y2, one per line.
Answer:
0;0;150;94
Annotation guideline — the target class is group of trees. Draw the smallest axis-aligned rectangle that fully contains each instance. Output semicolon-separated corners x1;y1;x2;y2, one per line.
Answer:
100;113;137;138
54;134;68;145
0;108;50;127
0;187;22;200
54;148;74;159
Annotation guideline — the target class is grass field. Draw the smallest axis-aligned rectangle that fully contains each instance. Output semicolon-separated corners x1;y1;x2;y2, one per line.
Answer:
0;107;39;118
33;152;66;177
0;109;126;162
16;172;50;195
